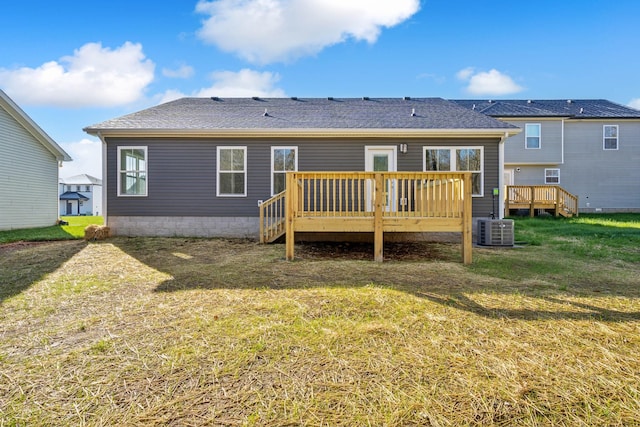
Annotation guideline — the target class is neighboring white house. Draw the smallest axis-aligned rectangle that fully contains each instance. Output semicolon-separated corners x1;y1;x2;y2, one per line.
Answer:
0;89;72;230
59;174;102;216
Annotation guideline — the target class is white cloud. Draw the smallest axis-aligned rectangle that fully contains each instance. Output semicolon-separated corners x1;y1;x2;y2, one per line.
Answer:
60;138;102;179
628;98;640;110
162;64;194;79
0;42;155;108
196;0;420;64
455;67;475;81
457;68;524;96
158;68;285;103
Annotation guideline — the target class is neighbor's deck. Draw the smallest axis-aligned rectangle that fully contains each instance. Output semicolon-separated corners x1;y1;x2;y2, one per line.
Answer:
505;185;578;217
260;171;473;263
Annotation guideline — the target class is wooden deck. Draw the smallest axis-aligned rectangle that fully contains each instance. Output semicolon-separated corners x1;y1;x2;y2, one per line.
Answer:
260;171;473;263
505;185;578;217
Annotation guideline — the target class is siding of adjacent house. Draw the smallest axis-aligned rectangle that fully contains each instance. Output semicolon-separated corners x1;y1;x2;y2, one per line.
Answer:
0;107;60;230
562;120;640;211
105;137;500;219
503;119;564;165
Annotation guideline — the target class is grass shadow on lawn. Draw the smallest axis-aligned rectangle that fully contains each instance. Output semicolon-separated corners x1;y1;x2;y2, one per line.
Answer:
0;240;86;302
111;237;640;322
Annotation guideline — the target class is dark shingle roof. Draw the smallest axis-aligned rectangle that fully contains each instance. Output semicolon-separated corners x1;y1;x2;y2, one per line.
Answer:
59;191;89;201
453;99;640;119
84;97;518;133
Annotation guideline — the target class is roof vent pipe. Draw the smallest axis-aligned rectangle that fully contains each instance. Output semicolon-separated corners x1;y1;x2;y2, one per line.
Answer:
263;108;269;117
411;108;416;117
567;99;573;104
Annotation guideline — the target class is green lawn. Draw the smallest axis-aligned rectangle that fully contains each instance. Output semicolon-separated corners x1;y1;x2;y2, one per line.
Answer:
0;214;639;426
0;216;103;244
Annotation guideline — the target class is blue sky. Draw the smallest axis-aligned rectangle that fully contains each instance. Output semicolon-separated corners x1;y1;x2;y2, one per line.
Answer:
2;0;639;179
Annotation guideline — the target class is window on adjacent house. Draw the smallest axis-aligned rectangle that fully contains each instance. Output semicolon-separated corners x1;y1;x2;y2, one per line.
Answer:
85;185;91;192
545;168;560;184
424;147;484;196
271;146;297;195
118;147;147;196
603;125;618;150
217;146;246;196
525;123;541;149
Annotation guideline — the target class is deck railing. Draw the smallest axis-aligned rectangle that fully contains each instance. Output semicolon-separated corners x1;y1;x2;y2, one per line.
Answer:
506;185;578;217
280;171;472;263
259;190;286;243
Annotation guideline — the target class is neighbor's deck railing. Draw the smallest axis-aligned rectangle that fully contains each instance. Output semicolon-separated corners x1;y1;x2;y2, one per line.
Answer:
280;171;472;263
505;185;578;217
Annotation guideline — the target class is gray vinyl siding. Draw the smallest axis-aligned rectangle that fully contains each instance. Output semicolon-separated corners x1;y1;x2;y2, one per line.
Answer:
0;107;60;230
503;119;563;164
106;137;500;218
562;120;640;211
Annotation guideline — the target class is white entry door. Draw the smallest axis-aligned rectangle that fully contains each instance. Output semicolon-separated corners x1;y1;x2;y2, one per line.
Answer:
365;146;397;212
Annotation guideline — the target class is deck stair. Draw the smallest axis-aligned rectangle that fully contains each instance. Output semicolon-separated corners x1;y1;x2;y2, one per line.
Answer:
505;185;578;217
259;190;286;243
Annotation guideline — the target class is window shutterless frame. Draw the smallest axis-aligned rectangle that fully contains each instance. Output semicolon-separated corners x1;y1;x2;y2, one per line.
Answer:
117;146;148;197
271;146;298;196
603;125;619;150
423;146;484;197
545;168;560;184
217;146;247;197
525;123;541;149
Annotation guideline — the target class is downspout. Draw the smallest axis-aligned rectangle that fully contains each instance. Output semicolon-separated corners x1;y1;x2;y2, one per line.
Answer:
561;119;565;164
498;132;508;219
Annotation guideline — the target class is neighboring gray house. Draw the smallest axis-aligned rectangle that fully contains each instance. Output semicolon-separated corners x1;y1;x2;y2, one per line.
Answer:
84;97;519;238
454;99;640;213
0;89;71;230
59;174;103;216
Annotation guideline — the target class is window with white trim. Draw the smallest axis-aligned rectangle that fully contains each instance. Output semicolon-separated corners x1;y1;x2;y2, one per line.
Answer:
603;125;618;150
271;146;297;195
424;147;484;196
118;147;147;196
545;168;560;184
217;146;246;196
525;123;541;149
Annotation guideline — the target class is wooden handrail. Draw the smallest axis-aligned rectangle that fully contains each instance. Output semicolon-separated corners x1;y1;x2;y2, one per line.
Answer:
259;190;286;243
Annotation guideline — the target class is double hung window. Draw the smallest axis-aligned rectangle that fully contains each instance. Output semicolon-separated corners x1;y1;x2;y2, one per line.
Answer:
118;147;147;196
424;147;484;196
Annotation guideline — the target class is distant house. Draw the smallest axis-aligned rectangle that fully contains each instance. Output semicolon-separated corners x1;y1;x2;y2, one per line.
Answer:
0;89;71;230
454;99;640;213
84;97;519;239
59;174;102;216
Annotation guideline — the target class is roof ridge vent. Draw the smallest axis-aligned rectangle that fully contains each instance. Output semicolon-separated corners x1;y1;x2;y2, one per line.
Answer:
327;96;334;101
403;96;411;100
252;96;260;101
362;96;370;101
211;96;220;101
290;96;298;100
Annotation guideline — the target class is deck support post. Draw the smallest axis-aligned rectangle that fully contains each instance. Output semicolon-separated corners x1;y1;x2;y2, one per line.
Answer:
374;173;384;262
529;186;535;217
285;173;295;260
462;173;473;265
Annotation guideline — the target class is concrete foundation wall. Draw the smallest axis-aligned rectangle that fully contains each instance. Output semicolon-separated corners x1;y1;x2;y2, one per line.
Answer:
108;216;259;238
